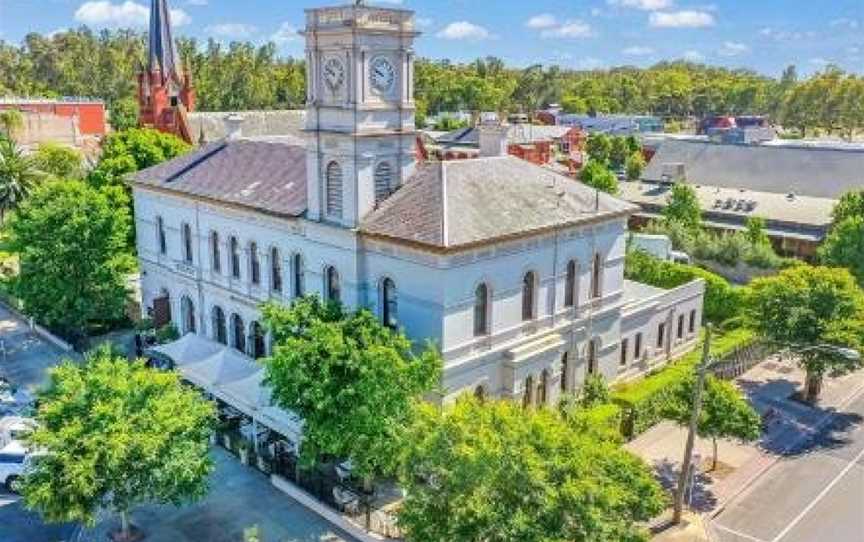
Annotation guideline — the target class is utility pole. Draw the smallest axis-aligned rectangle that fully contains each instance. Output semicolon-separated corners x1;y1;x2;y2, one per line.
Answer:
673;324;712;524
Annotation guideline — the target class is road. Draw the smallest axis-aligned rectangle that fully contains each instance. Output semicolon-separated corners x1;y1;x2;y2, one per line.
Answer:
711;390;864;542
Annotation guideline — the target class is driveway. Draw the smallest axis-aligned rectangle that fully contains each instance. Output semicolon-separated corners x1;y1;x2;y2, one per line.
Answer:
78;447;358;542
0;303;77;392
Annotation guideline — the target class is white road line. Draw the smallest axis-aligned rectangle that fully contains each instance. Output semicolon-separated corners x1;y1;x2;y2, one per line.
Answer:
770;443;864;542
713;523;770;542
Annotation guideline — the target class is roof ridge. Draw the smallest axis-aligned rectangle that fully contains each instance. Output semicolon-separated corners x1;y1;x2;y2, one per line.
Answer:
166;142;228;183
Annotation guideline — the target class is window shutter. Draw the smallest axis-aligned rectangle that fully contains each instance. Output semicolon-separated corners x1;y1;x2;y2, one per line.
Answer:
326;162;343;218
374;162;393;204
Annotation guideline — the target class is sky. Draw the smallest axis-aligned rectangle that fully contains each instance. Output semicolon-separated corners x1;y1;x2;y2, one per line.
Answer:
1;0;862;77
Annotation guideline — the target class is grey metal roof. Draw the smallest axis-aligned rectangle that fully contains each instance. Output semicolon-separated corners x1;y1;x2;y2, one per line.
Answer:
643;139;864;200
130;137;308;217
148;0;181;84
361;156;637;250
435;125;573;147
188;110;306;144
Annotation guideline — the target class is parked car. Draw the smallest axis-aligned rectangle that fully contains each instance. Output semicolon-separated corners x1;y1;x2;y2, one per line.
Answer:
0;416;38;493
0;378;34;416
0;417;36;451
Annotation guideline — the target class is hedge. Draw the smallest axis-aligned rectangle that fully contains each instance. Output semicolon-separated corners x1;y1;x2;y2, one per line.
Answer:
611;327;757;439
562;402;624;443
624;249;744;325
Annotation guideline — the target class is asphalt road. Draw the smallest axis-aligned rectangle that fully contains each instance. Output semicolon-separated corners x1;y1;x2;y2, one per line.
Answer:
711;391;864;542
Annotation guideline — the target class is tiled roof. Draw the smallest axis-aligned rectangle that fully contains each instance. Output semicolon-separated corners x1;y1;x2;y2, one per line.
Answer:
643;139;864;200
130;136;307;217
361;156;637;249
188;110;305;144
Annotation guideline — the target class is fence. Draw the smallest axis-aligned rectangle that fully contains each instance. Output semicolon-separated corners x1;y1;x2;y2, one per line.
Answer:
709;339;773;380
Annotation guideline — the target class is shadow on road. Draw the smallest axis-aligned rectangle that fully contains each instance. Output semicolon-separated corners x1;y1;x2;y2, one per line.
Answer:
652;458;719;513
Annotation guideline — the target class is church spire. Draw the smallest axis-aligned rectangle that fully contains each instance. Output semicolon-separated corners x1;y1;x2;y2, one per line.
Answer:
148;0;181;85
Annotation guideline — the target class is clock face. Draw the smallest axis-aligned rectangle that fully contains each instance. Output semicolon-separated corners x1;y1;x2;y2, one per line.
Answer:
370;57;396;94
323;58;345;92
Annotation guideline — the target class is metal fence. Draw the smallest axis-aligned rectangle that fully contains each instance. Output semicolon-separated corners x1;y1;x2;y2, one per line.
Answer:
709;339;773;380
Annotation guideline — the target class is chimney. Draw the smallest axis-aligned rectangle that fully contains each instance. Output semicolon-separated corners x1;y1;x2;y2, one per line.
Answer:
478;123;509;157
224;114;245;141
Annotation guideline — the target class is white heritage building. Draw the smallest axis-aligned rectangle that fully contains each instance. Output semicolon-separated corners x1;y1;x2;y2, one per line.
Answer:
132;2;705;405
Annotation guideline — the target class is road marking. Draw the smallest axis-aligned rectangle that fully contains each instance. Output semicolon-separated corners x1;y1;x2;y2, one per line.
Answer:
770;443;864;542
713;523;769;542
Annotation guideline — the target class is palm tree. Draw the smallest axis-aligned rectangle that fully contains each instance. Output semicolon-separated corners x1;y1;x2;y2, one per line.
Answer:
0;135;45;223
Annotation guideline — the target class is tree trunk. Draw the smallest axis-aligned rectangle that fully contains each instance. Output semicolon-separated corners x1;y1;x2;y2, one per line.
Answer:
712;437;718;471
805;371;823;403
120;510;131;540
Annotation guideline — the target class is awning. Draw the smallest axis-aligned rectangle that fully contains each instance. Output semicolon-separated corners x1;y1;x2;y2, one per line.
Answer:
152;334;304;442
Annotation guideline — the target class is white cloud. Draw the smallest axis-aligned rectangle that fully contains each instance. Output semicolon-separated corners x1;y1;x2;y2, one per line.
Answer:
683;50;705;62
526;14;558;29
205;23;258;38
608;0;673;11
186;0;207;5
591;7;603;16
830;18;859;30
718;41;749;57
760;27;816;42
810;57;832;67
271;22;300;45
622;45;654;56
541;19;594;39
436;21;491;41
649;10;714;28
75;1;190;28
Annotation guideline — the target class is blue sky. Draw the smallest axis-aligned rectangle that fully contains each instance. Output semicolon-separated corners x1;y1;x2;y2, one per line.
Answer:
1;0;862;76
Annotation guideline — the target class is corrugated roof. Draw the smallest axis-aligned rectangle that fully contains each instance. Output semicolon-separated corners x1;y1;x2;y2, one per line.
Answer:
435;125;573;147
188;110;306;144
130;137;307;217
362;156;636;249
643;139;864;199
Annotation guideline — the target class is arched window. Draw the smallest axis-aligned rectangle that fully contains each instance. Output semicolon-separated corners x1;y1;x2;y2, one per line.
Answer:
229;236;241;279
381;278;397;328
180;296;196;334
251;321;266;359
182;223;193;264
212;306;227;344
231;313;246;353
538;370;548;406
587;339;598;375
156;216;166;255
522;271;536;321
560;352;569;393
325;161;343;218
591;253;603;299
523;375;534;409
250;242;261;285
325;266;341;303
292;253;304;298
271;248;283;293
565;260;577;307
374;161;393;204
473;283;489;336
210;232;221;273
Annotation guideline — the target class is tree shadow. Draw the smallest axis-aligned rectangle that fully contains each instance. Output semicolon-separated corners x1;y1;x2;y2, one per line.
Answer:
736;376;863;458
652;458;718;513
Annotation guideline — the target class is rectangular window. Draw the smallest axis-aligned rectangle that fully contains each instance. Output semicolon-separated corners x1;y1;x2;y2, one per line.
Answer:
620;338;629;366
689;310;697;334
634;333;642;360
677;314;685;339
657;323;666;348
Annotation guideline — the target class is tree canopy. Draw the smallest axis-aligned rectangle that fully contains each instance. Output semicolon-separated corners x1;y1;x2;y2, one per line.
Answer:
8;179;132;341
663;184;702;230
398;397;666;542
87;127;191;190
33;142;83;180
261;296;442;480
579;159;618;195
747;265;864;400
0;135;45;222
22;346;215;536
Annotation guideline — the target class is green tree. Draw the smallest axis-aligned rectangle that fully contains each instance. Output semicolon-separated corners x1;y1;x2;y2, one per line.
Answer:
585;133;612;163
668;376;760;470
663;184;701;230
108;96;139;132
625;151;646;181
33;142;83;180
0;135;45;223
8;179;131;341
609;136;630;170
831;190;864;224
0;109;24;140
744;216;770;247
399;397;666;542
22;346;215;540
819;216;864;286
262;297;442;482
88;127;191;189
579;159;619;195
561;93;588;114
747;265;864;401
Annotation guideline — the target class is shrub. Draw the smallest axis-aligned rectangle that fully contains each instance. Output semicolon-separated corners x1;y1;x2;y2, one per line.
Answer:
560;401;623;442
581;373;610;407
611;327;757;438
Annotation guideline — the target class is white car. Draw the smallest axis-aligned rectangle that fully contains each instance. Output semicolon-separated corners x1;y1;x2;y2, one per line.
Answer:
0;442;27;493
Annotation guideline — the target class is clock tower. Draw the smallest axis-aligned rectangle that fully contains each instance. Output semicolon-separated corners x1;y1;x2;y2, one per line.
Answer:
303;4;419;227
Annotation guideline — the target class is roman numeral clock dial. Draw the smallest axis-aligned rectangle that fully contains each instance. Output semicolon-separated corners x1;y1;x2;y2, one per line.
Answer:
370;57;395;94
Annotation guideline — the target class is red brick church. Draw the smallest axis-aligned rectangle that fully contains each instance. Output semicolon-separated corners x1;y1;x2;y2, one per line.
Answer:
137;0;195;143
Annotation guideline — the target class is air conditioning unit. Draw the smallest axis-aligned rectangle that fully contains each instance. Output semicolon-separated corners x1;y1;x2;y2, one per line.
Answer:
660;162;687;183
